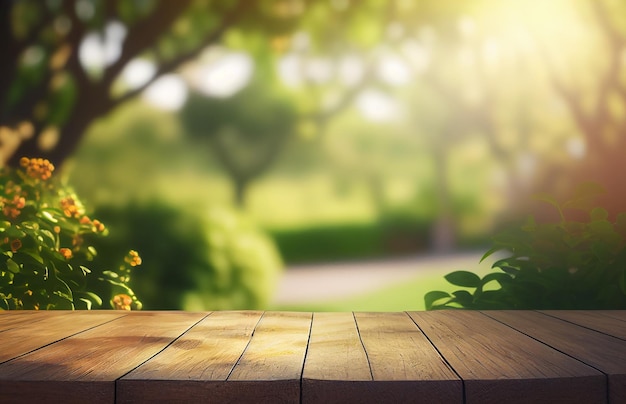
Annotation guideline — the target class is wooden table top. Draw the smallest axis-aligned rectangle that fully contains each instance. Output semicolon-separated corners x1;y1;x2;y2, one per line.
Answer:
0;310;624;403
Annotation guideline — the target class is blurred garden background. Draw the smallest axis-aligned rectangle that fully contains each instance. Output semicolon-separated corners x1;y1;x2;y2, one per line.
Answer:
1;0;625;310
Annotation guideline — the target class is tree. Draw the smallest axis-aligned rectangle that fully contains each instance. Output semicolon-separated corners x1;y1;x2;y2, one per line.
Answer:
0;0;304;167
533;0;626;217
180;77;297;206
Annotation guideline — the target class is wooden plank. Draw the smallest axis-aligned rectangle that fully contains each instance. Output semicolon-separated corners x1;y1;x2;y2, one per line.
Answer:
301;312;372;403
540;310;626;340
409;310;605;404
0;311;59;332
0;311;125;363
595;310;626;322
118;311;263;403
347;312;462;404
0;311;206;404
226;311;312;404
485;310;626;404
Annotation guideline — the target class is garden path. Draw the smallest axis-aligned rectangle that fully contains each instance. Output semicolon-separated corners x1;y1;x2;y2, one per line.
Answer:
273;250;493;305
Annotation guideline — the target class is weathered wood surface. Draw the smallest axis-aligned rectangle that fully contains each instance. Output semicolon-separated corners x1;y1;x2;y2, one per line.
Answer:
1;310;624;403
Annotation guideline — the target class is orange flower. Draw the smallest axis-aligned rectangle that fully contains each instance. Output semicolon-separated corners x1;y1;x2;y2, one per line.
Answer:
20;157;55;180
92;219;105;232
124;250;142;267
60;196;82;218
112;294;132;310
1;194;27;219
59;248;72;259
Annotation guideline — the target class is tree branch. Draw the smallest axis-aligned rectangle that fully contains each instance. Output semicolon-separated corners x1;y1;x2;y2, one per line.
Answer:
99;1;192;91
107;0;252;111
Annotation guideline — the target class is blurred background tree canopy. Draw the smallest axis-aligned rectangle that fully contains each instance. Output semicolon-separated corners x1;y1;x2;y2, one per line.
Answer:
1;0;625;309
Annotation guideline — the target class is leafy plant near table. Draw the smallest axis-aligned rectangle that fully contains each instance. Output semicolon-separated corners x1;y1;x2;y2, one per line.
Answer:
0;157;142;310
426;183;626;309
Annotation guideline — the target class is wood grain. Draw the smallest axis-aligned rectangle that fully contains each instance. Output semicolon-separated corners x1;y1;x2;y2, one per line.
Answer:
302;312;372;403
1;310;624;403
118;311;263;403
409;310;605;404
0;310;65;332
353;312;462;403
227;311;312;403
0;311;125;364
540;310;626;340
485;310;626;404
0;311;206;404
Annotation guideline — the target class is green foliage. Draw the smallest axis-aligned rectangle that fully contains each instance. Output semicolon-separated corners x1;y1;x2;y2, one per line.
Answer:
426;183;626;309
180;75;298;204
0;158;141;310
90;202;283;310
183;207;284;310
270;216;432;265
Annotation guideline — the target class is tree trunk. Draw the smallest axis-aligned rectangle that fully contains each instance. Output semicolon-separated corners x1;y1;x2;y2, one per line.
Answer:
431;140;456;252
233;177;247;207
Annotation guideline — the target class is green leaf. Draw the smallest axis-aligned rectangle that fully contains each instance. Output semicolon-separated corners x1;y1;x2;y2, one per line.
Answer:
475;290;509;308
532;193;560;209
424;291;451;309
87;246;97;258
77;291;102;307
590;207;608;222
619;268;626;295
451;290;473;306
78;298;92;310
20;250;44;264
101;270;118;279
501;265;521;275
491;257;512;269
5;259;20;274
39;230;56;248
445;271;481;288
40;210;59;223
480;246;501;263
481;272;512;287
533;192;564;221
5;227;26;238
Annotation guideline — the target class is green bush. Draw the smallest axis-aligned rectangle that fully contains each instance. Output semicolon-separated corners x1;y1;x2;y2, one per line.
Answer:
91;203;283;310
426;183;626;309
0;158;141;310
270;223;387;264
183;207;284;310
270;217;431;265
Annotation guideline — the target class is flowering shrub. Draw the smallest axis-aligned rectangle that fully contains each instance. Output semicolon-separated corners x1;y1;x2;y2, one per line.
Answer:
0;157;141;310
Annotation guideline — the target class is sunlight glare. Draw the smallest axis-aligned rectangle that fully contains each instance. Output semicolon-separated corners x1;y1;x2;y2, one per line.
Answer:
193;52;253;98
122;59;156;89
377;52;412;86
278;53;304;87
356;89;400;122
143;74;188;111
78;20;127;71
338;54;365;87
